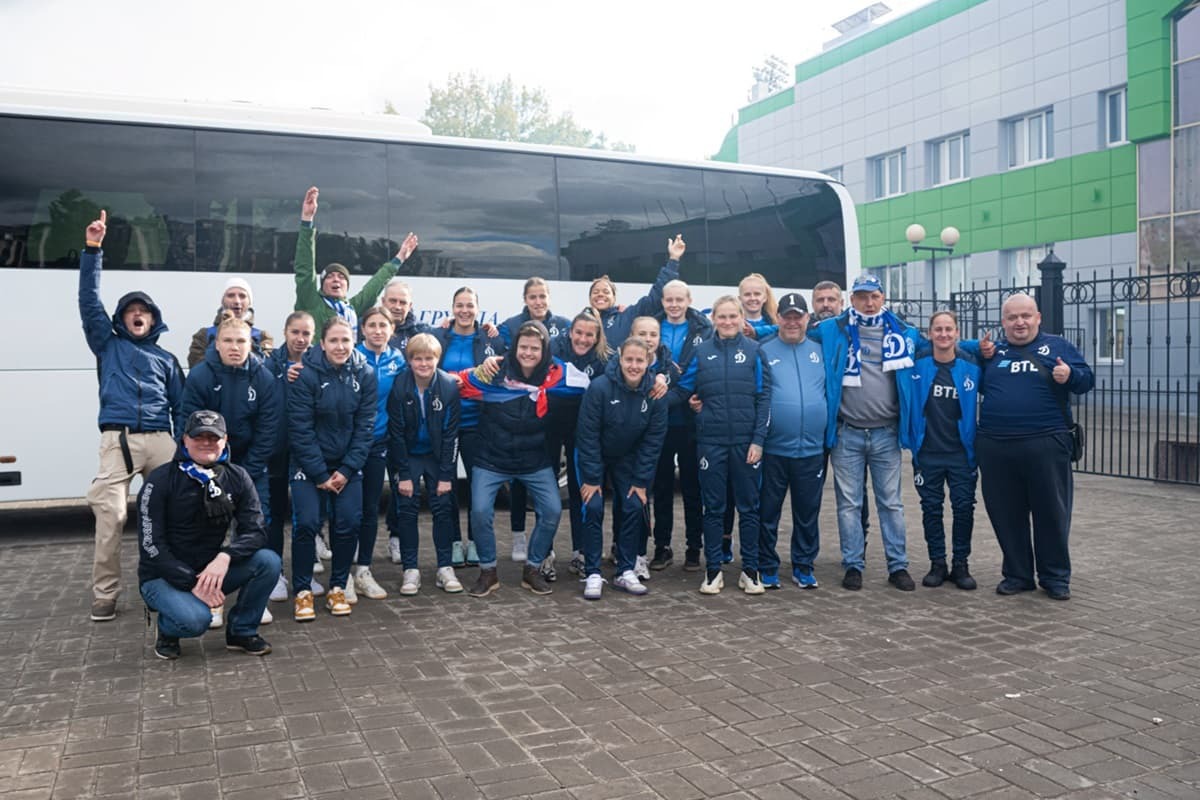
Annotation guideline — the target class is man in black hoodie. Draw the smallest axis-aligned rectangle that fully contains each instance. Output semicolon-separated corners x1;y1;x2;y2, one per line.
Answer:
138;411;281;660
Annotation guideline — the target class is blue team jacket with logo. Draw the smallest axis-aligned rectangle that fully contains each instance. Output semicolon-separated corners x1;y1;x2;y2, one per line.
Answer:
905;346;981;468
690;333;772;448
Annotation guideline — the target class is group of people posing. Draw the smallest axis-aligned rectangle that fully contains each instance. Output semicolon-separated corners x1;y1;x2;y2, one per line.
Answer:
79;186;1094;661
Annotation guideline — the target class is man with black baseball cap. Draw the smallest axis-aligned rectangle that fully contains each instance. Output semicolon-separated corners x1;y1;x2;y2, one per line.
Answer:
758;293;829;588
137;410;282;660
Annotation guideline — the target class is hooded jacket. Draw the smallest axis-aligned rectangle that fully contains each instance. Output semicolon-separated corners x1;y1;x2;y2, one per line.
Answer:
656;307;711;427
386;368;461;482
180;348;280;477
265;345;308;457
690;332;772;448
187;308;275;368
500;308;570;346
356;343;406;442
137;446;267;591
78;249;184;434
287;347;378;485
293;220;403;331
574;369;668;488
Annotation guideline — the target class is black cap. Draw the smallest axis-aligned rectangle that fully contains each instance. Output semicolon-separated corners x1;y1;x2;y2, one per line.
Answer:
777;292;809;315
185;410;227;438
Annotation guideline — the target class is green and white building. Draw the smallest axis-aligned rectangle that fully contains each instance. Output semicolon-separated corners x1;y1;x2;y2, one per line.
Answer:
715;0;1199;301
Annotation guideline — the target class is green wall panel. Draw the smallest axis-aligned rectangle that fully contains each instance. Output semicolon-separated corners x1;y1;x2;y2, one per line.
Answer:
737;87;795;125
857;145;1137;269
1126;1;1191;142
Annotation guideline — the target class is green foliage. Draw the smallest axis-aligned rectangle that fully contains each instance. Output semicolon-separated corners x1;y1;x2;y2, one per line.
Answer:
395;73;634;152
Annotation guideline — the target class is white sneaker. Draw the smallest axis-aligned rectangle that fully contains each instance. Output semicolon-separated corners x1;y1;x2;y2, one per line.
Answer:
583;573;605;600
634;555;651;581
310;578;326;597
388;538;403;564
315;536;333;560
260;607;273;625
354;566;388;600
540;550;557;582
613;570;648;595
270;574;288;602
511;532;528;562
312;560;325;574
209;606;224;629
400;569;421;596
738;571;766;595
699;572;724;595
436;566;463;593
343;576;358;605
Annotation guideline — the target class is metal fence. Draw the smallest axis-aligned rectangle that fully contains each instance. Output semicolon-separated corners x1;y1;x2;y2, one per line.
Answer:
890;261;1200;485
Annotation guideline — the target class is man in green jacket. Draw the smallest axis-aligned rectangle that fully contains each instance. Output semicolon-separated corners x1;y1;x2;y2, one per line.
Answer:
294;186;419;338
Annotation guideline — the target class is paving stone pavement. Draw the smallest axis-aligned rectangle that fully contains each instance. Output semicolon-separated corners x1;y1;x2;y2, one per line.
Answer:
1;472;1199;799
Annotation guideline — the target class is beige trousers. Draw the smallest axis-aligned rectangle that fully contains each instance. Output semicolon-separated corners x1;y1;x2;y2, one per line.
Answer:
86;430;176;601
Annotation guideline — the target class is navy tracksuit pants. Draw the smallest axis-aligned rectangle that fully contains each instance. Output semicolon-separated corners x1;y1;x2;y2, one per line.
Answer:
698;442;761;572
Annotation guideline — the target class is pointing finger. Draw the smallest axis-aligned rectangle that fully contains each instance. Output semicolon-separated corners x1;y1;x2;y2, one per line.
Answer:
99;209;107;225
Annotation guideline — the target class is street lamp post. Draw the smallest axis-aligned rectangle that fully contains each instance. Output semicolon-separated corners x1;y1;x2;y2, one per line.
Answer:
905;223;960;303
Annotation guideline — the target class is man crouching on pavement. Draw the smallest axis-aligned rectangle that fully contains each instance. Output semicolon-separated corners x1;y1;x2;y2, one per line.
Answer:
138;410;282;660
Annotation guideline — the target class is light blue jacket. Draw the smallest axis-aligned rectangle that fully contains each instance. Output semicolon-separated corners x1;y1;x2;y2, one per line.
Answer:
760;337;827;459
905;346;981;468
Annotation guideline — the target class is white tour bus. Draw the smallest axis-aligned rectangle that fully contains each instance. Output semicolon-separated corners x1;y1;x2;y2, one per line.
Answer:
0;88;859;503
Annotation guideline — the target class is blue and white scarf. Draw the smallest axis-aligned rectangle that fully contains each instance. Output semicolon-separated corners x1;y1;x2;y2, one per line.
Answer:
844;309;914;386
179;450;235;526
323;297;359;342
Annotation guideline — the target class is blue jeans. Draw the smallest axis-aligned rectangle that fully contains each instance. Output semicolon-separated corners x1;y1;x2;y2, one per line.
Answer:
831;422;908;573
141;549;281;639
579;462;645;576
758;452;825;573
914;449;977;562
697;442;761;572
394;453;456;568
470;466;561;569
359;441;387;567
291;470;363;594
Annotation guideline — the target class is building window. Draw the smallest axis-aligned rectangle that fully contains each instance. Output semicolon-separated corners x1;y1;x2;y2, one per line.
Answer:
877;263;907;297
1006;109;1054;168
1002;244;1054;286
931;133;970;186
1105;88;1127;146
1092;307;1126;364
933;254;970;296
823;166;844;183
871;150;905;199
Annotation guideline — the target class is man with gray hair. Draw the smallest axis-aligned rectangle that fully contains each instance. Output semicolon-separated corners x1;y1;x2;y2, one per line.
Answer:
381;278;432;353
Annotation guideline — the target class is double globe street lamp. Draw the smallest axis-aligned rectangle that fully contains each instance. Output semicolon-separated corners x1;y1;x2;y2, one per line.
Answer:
905;223;960;302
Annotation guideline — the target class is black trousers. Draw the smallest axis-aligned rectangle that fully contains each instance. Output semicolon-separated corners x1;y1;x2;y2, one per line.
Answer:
976;432;1074;591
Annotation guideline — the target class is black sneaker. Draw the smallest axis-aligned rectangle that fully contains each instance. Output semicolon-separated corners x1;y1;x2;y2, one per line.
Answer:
154;630;181;660
949;560;977;590
225;633;272;656
1044;585;1071;601
521;564;553;595
888;569;916;591
649;547;674;571
996;578;1035;595
922;559;948;587
682;549;702;572
842;568;863;591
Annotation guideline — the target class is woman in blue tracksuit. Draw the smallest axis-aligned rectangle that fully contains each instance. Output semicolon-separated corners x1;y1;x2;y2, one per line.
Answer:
502;277;571;556
585;235;686;346
432;287;506;567
906;310;981;591
549;308;609;577
652;281;710;570
265;311;315;601
287;317;377;621
387;333;462;596
575;337;668;600
355;306;406;601
687;295;772;596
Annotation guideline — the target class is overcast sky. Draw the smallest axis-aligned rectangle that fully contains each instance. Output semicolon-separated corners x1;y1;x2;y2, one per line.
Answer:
3;0;923;162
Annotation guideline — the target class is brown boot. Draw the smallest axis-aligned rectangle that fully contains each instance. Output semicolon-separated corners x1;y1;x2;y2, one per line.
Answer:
521;564;553;595
468;567;499;597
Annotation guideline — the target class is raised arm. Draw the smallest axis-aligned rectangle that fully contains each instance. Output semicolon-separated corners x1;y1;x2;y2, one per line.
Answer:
78;210;113;355
351;233;419;316
294;187;324;314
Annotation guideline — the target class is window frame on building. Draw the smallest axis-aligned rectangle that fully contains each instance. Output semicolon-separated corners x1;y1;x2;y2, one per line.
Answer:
1091;306;1127;365
930;132;970;187
1006;109;1055;169
1002;243;1054;287
870;149;906;200
1105;87;1127;147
